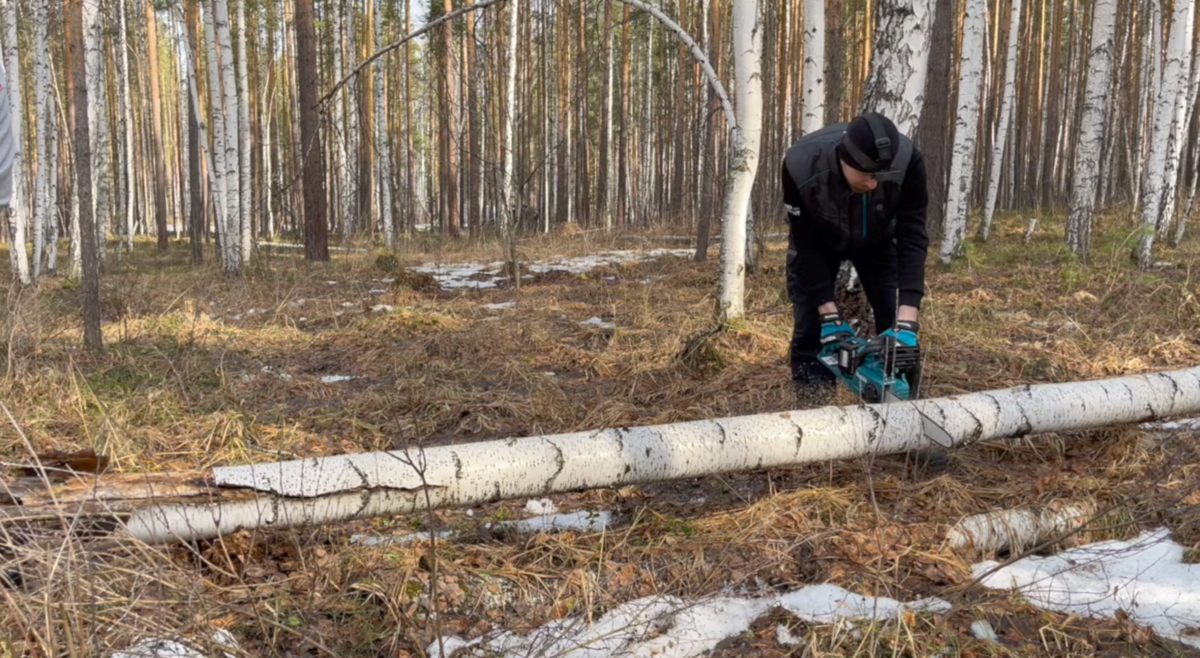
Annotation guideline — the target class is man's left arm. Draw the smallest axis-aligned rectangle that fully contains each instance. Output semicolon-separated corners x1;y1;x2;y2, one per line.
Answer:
893;150;930;322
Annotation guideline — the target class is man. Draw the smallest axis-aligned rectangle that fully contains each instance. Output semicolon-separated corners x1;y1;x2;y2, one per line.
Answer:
0;57;13;211
782;112;930;406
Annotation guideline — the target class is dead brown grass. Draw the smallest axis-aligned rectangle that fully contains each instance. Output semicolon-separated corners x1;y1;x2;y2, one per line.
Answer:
1;211;1199;657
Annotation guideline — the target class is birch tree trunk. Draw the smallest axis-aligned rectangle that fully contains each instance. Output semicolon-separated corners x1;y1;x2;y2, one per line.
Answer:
939;0;987;264
214;0;242;273
0;0;29;285
237;0;251;263
802;0;825;134
1155;6;1195;238
1065;0;1118;257
201;1;230;263
32;0;51;279
858;0;934;136
118;0;135;252
374;0;393;248
83;0;111;253
979;0;1023;242
1137;0;1193;269
9;366;1200;546
1173;41;1200;245
716;0;762;323
502;0;519;231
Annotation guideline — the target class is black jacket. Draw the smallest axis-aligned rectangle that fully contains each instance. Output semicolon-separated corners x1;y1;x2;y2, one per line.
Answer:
781;123;929;309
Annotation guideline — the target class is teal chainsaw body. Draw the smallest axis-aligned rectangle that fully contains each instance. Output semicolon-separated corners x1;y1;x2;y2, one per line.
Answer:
818;333;920;403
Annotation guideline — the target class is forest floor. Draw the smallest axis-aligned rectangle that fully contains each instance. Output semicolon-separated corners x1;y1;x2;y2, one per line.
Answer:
1;211;1200;657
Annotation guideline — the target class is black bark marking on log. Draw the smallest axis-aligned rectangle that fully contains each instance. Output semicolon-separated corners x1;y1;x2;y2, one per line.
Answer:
982;393;1004;418
716;422;728;446
613;429;627;454
544;441;566;493
961;406;985;442
452;452;464;481
864;406;885;444
491;481;503;502
794;424;804;451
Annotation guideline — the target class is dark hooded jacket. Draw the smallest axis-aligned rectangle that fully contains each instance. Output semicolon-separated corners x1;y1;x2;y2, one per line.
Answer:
781;122;929;309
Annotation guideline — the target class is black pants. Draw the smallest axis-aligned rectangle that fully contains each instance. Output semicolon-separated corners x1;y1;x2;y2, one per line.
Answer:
788;239;899;384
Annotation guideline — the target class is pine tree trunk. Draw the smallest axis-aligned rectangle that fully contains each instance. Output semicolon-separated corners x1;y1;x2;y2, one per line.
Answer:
979;0;1022;241
940;0;987;264
825;0;843;124
913;0;953;238
67;0;101;351
1066;0;1118;257
146;0;170;252
295;0;328;260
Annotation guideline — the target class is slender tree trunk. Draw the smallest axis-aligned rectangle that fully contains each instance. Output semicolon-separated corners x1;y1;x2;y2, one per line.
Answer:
202;0;230;263
502;0;519;232
118;0;135;253
0;0;29;284
67;0;101;351
1066;0;1118;257
979;0;1022;241
146;0;170;252
83;0;111;256
295;0;328;260
375;0;393;247
213;0;242;272
717;0;762;323
825;0;843;123
940;0;986;263
33;0;51;279
802;0;826;133
914;0;954;238
1137;0;1193;268
237;0;252;262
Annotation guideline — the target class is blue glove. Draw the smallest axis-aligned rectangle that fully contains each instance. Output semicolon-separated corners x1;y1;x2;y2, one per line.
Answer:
819;311;855;346
882;320;919;348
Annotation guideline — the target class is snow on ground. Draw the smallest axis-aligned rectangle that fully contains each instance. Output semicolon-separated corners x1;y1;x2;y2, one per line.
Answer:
974;528;1200;649
484;301;517;310
111;630;237;658
524;498;559;515
320;375;357;384
428;585;950;658
413;250;692;291
580;317;616;330
1140;418;1200;431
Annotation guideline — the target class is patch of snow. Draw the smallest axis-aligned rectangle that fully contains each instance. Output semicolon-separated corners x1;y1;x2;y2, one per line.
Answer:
429;585;950;658
350;530;455;546
776;624;803;647
970;620;998;642
415;223;432;232
974;528;1200;649
524;498;559;515
111;630;237;658
413;250;692;291
326;281;338;285
320;375;356;384
503;511;613;534
580;317;616;330
298;317;308;323
484;301;517;310
1140;418;1200;431
231;314;243;321
371;305;394;313
369;288;387;294
542;371;557;377
381;278;396;284
341;302;356;307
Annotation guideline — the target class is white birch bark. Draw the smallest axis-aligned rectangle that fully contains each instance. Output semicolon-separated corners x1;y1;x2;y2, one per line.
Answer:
1137;0;1193;270
1173;39;1200;245
0;0;29;284
1065;0;1117;257
83;0;111;251
375;0;394;247
45;90;57;273
859;0;934;136
213;0;241;274
1157;14;1195;237
178;16;191;231
802;0;825;134
716;0;762;322
979;0;1022;241
10;366;1199;546
200;1;230;257
332;0;346;238
118;0;135;252
33;0;50;280
948;500;1096;555
501;0;518;231
237;0;251;263
604;3;615;229
640;20;653;225
1133;0;1162;209
939;0;987;264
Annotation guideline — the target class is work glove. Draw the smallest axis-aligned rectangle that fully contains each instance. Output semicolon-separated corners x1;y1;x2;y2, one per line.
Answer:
871;320;920;378
819;310;855;346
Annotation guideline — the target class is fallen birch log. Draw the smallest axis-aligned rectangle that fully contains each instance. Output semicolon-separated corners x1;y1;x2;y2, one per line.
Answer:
2;367;1198;546
947;499;1097;555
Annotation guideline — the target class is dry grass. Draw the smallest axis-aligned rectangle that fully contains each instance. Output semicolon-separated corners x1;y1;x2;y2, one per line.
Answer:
1;210;1199;657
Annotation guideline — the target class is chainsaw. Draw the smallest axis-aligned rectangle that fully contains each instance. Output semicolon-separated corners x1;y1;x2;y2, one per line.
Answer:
818;331;920;403
818;328;954;453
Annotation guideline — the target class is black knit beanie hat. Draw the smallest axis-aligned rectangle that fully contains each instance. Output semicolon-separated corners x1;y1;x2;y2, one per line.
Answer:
838;113;901;172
